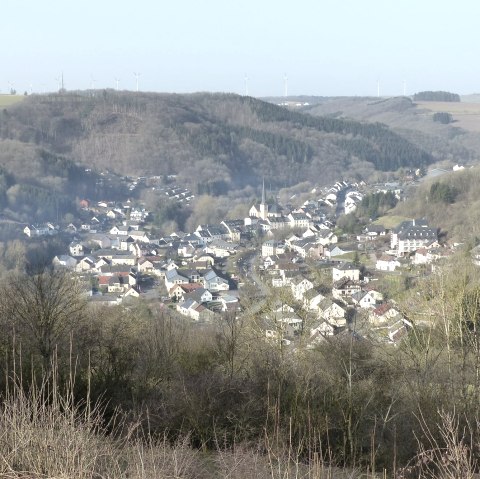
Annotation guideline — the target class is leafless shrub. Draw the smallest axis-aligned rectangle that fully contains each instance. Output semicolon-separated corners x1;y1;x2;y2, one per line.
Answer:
0;379;120;478
397;410;478;479
122;433;208;479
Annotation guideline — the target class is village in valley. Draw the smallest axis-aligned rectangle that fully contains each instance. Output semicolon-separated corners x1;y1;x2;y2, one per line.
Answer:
22;171;459;349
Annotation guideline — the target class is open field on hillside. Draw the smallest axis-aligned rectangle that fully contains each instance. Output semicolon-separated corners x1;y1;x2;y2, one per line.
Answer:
0;95;24;108
415;101;480;132
374;215;409;229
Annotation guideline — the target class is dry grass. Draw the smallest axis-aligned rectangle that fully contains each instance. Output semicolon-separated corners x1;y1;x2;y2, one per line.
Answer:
0;95;24;108
415;101;480;115
415;101;480;132
397;410;479;479
0;384;119;478
0;377;207;479
374;215;409;230
0;375;365;479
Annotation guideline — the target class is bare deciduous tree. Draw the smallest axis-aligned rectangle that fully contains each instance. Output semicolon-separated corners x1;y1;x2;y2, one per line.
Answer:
0;269;86;370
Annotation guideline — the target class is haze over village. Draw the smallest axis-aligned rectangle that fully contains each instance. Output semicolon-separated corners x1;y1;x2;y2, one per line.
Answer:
20;169;446;347
4;1;480;478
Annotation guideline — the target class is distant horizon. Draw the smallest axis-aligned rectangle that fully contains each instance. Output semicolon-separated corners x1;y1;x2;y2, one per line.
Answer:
2;88;480;100
2;1;480;99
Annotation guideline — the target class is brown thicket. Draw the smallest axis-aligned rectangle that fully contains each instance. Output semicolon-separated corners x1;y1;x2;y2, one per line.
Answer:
2;259;480;476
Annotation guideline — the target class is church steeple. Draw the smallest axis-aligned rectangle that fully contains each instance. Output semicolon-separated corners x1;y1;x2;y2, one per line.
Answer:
259;177;268;220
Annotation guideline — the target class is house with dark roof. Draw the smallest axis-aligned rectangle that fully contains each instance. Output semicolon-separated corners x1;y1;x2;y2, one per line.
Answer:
183;288;213;304
332;277;362;301
318;299;346;326
204;239;239;258
203;269;229;291
303;288;326;311
351;291;377;309
290;275;314;301
176;297;215;321
168;283;204;301
390;219;438;256
288;212;311;229
76;256;96;273
164;269;190;290
332;263;361;282
52;255;77;270
24;224;57;238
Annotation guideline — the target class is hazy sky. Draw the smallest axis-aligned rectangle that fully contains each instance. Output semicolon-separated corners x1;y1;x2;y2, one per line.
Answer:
2;0;480;97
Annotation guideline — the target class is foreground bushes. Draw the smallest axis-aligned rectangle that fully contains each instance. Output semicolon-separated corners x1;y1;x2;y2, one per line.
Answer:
0;377;362;479
3;263;480;475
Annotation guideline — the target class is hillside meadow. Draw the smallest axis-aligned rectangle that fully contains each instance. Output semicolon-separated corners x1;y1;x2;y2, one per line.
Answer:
0;94;24;108
386;167;480;241
415;100;480;132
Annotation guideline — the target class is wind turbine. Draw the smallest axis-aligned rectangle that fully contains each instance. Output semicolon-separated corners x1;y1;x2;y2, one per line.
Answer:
90;76;96;90
133;72;141;92
54;76;61;92
7;81;14;94
114;78;120;91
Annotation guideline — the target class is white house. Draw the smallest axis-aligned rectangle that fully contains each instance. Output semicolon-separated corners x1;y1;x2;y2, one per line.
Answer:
203;269;230;292
69;242;84;257
376;255;401;272
351;291;377;309
24;224;54;238
52;255;77;270
319;299;346;326
290;276;314;301
332;278;362;301
310;320;335;338
287;212;311;229
325;246;349;258
262;240;286;258
164;269;190;290
332;263;361;282
75;256;96;272
303;288;326;311
369;303;400;325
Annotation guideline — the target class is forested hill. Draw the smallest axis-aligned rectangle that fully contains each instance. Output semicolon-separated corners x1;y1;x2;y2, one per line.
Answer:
0;91;433;194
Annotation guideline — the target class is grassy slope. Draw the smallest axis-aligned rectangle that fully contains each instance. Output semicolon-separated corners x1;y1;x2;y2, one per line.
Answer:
374;215;410;230
415;100;480;132
382;168;480;241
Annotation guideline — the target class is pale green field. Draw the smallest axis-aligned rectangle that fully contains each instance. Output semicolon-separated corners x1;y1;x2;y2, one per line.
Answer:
374;215;409;229
416;100;480;132
0;95;24;108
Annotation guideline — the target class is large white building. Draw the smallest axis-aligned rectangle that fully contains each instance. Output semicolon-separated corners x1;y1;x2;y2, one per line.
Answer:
390;219;437;256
